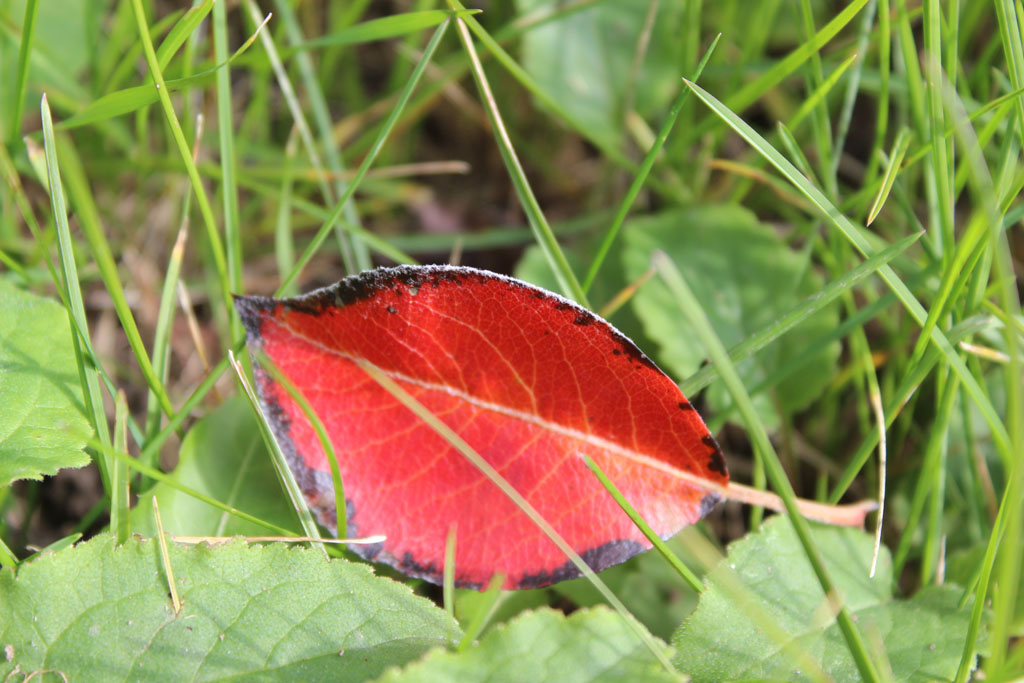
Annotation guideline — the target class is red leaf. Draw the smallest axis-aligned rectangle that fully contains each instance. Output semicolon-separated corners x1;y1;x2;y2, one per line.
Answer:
235;265;728;589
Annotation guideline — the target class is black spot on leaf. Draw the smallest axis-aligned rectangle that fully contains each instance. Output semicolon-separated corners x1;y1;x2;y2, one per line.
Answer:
702;435;728;476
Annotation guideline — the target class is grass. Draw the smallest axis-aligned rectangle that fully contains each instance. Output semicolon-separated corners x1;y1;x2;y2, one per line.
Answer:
0;1;1021;680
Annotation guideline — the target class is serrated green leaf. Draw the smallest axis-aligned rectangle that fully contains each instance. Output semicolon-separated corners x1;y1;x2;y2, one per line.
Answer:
623;206;839;427
0;279;91;486
379;606;680;682
131;395;300;538
0;534;461;680
672;516;982;681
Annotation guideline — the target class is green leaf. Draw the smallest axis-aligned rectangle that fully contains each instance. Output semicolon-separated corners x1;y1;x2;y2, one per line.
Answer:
0;534;461;680
514;0;685;149
623;206;839;426
0;279;91;486
130;395;300;538
380;606;680;682
672;516;982;681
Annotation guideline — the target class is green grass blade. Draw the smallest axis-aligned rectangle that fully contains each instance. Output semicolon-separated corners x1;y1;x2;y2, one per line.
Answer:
725;0;868;115
828;314;992;504
270;0;368;272
796;0;836;198
443;527;457;620
866;127;911;225
59;26;267;130
945;57;1024;680
0;536;18;569
55;138;177;420
447;0;659;198
790;51;859;132
213;0;243;314
229;352;325;550
256;353;347;541
829;0;878;183
94;437;300;539
138;353;234;474
681;231;921;396
6;136;150;452
867;0;892;186
144;117;200;451
890;370;959;579
155;0;213;69
776;121;820;185
456;574;505;651
583;456;703;594
275;128;298;296
277;18;449;295
683;77;1013;464
653;252;880;683
7;0;39;143
582;33;722;293
452;13;586;306
903;216;993;402
843;85;1024;220
924;0;955;258
243;0;337;248
128;0;234;323
279;9;471;55
111;390;131;544
39;95;111;487
994;0;1024;151
101;7;183;95
145;224;187;445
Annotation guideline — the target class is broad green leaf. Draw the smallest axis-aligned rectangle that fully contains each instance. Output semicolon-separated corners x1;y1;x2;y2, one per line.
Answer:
623;206;839;426
0;279;91;486
453;527;703;642
673;516;982;681
514;0;685;149
131;395;300;538
380;606;680;682
0;534;461;680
